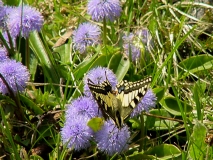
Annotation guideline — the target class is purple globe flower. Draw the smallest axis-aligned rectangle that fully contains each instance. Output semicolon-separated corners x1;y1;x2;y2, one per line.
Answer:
6;5;43;38
0;60;30;95
123;29;153;62
136;28;154;52
87;0;122;22
123;43;141;62
123;32;141;62
130;89;157;117
73;22;101;54
61;116;93;151
65;96;102;120
95;120;130;156
0;6;13;29
83;66;118;97
0;47;8;62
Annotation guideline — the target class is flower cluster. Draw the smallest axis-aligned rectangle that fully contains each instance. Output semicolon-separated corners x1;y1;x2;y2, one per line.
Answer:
87;0;122;22
61;116;93;150
0;3;43;38
0;60;30;95
123;28;153;63
136;29;154;52
73;22;101;54
73;0;122;54
0;3;41;95
0;47;8;62
123;32;141;62
95;120;130;155
61;96;100;150
61;66;157;156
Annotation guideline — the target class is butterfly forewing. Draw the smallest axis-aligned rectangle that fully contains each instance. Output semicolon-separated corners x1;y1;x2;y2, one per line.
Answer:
87;79;118;121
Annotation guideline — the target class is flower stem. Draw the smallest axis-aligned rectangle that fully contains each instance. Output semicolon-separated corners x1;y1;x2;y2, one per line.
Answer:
139;113;145;152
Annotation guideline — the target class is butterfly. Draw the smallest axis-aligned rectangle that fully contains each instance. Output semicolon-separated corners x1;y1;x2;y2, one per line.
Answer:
87;76;152;128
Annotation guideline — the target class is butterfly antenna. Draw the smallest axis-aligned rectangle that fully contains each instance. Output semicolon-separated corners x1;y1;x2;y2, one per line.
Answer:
105;71;109;82
87;78;94;84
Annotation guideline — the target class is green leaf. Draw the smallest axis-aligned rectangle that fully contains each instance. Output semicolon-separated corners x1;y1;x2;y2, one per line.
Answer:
108;52;130;82
189;121;207;159
53;43;71;64
29;32;60;84
87;117;104;132
160;96;193;116
152;87;165;103
129;118;141;129
20;94;43;115
193;82;204;120
89;54;108;68
128;152;157;159
73;52;99;80
178;54;213;78
144;144;181;159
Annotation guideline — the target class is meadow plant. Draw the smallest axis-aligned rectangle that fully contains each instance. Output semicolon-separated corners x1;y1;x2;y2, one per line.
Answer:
0;47;8;62
0;60;30;95
65;96;102;120
123;32;142;62
94;120;130;155
61;115;93;151
87;0;122;22
6;5;43;38
73;22;101;54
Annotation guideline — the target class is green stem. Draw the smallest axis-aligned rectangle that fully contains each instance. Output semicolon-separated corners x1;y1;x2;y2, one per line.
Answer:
103;18;107;46
102;18;109;62
139;113;145;152
25;38;30;69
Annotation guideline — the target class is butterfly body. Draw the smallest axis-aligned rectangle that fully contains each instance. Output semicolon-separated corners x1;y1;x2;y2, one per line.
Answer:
87;77;151;128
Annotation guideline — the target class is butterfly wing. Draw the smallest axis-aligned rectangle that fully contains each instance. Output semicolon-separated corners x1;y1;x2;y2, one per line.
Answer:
87;76;152;128
87;79;119;122
116;76;152;126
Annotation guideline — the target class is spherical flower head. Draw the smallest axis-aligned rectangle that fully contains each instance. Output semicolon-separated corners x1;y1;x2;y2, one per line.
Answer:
6;5;44;38
87;0;122;22
136;28;154;51
123;33;142;62
61;116;93;151
0;6;13;29
95;120;130;156
83;66;118;97
0;60;30;95
123;43;141;62
65;96;102;120
0;47;8;62
73;22;101;54
130;89;157;117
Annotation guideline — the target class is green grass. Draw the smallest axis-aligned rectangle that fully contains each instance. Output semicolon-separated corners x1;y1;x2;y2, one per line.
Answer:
1;0;213;159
